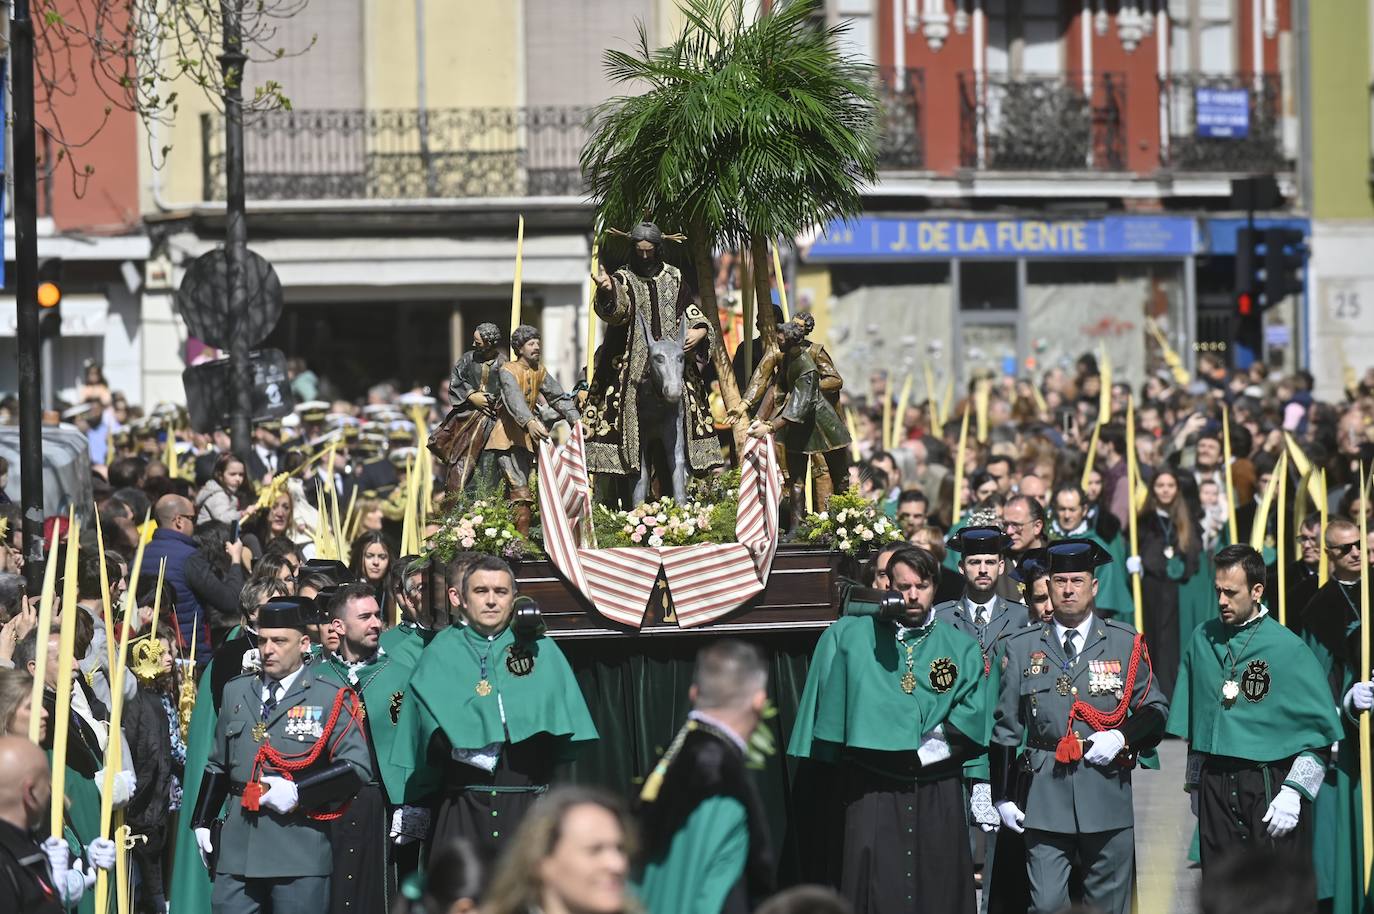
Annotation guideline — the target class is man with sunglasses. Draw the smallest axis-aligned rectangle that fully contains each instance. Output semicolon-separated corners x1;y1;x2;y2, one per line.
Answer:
144;494;212;658
1276;514;1323;636
1299;519;1372;700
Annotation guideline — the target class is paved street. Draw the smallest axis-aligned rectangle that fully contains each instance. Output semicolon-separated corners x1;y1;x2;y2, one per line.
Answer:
1135;738;1201;914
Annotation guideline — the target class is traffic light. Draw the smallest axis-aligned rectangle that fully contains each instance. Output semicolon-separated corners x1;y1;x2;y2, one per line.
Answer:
1234;227;1263;305
1263;227;1305;306
37;257;62;339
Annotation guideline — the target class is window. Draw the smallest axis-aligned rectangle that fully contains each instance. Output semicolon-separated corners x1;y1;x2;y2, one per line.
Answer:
987;0;1063;76
1169;0;1235;73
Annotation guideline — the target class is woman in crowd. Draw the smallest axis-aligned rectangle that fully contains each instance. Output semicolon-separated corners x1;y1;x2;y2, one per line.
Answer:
195;454;253;525
1133;467;1208;698
184;521;249;645
393;838;482;914
0;667;48;740
482;787;635;914
350;530;394;603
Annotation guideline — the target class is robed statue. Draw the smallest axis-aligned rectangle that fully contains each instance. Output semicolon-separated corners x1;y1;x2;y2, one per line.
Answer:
584;222;723;503
431;322;504;491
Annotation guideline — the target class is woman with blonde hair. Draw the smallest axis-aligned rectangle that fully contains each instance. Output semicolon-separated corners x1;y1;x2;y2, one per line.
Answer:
0;667;47;740
482;786;636;914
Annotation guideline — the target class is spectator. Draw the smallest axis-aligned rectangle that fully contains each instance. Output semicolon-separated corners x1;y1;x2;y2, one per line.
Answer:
194;454;250;525
108;457;148;492
350;530;394;604
895;489;929;541
142;494;209;658
392;837;482;914
76;360;112;407
482;787;634;914
184;521;248;645
1132;467;1206;699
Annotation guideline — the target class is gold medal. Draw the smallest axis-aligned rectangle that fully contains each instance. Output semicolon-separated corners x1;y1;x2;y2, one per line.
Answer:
1055;674;1073;697
251;722;267;742
476;679;492;697
900;671;917;694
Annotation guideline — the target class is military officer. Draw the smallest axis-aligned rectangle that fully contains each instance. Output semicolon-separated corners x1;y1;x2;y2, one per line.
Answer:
990;539;1168;914
191;599;373;914
317;582;428;914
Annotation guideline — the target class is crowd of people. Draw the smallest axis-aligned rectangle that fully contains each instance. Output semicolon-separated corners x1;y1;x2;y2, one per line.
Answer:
0;341;1369;914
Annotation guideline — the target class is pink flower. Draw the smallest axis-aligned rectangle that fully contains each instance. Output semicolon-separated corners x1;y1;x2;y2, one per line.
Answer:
630;531;643;543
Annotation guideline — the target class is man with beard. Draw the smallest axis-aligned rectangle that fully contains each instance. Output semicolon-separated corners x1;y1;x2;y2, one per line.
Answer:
432;323;504;492
317;583;429;914
789;547;987;914
587;222;722;496
991;540;1168;914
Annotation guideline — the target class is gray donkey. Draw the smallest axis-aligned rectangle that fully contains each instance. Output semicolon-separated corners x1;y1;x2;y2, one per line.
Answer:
633;309;689;505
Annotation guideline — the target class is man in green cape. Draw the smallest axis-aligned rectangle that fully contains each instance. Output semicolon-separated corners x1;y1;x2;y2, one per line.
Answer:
1166;544;1340;883
789;546;988;914
389;554;596;872
316;582;428;914
634;640;774;914
378;555;440;667
990;539;1168;914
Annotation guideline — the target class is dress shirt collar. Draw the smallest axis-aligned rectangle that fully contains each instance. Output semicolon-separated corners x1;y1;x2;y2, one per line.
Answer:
264;663;304;700
1053;614;1095;650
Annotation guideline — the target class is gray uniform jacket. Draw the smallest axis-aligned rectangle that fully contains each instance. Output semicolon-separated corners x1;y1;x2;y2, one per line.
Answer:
992;617;1168;834
208;662;373;878
935;595;1029;656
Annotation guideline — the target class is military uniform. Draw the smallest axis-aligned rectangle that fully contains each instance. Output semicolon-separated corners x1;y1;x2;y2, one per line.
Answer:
317;647;422;914
990;540;1168;914
1165;608;1340;873
192;612;373;914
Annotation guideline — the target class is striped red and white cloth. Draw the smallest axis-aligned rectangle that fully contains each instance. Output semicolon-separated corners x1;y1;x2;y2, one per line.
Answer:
537;426;780;629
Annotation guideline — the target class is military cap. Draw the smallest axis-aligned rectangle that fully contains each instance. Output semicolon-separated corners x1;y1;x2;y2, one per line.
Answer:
296;400;331;424
389;446;419;468
301;559;352;587
946;525;1013;556
255;417;282;433
258;596;314;632
1044;538;1113;574
397;392;436;410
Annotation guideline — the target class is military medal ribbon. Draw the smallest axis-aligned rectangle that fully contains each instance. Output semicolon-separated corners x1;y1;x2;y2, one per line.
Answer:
1055;634;1152;764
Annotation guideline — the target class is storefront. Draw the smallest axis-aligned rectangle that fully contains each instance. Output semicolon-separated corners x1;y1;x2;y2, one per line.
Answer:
797;214;1200;393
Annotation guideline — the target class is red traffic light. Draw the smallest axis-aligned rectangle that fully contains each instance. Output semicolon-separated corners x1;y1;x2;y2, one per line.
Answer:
1237;291;1254;316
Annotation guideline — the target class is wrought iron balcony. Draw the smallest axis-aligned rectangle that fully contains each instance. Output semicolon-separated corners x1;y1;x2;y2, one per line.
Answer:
876;68;925;170
200;107;591;201
958;72;1126;172
1161;74;1286;172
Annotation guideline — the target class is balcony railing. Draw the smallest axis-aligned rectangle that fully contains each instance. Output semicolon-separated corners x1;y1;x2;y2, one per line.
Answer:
201;107;591;201
958;72;1126;171
876;68;925;170
1162;74;1286;172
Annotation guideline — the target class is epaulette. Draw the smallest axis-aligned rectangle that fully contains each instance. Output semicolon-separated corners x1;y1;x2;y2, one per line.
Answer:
1102;617;1140;636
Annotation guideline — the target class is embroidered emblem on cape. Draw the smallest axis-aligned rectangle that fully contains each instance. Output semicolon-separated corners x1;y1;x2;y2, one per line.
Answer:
929;657;957;693
506;644;535;677
1241;660;1271;703
389;691;404;725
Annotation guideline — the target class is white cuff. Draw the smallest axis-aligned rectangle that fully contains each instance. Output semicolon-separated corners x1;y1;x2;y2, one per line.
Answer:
1284;754;1324;801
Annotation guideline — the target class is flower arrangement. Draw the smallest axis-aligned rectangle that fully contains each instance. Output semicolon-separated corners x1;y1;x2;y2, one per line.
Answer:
593;495;734;548
427;495;541;562
794;491;905;555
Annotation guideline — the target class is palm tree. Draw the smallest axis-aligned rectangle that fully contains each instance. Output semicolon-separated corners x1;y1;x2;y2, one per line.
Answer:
581;0;878;438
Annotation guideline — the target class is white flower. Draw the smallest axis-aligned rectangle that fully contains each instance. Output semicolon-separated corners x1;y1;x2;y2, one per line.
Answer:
501;530;513;539
654;513;667;524
485;527;498;537
836;527;847;538
648;534;664;547
472;515;484;525
861;528;874;541
838;539;852;552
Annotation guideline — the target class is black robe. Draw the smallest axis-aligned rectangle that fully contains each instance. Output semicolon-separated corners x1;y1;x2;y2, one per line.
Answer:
1138;512;1201;700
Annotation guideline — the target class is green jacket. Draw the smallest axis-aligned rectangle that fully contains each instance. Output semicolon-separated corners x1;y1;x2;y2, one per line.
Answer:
208;662;374;878
992;618;1169;834
315;648;418;805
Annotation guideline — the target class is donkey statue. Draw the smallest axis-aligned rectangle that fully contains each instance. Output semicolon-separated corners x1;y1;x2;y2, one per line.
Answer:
633;309;689;505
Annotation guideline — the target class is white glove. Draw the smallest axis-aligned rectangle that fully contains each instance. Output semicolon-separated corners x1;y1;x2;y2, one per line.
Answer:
1126;555;1143;575
1082;729;1126;766
241;648;262;675
41;835;70;880
86;836;117;871
995;800;1025;834
970;783;999;833
194;827;214;870
916;725;951;767
73;858;97;890
1262;785;1302;837
259;775;299;814
1346;682;1374;713
389;805;432;845
97;768;137;809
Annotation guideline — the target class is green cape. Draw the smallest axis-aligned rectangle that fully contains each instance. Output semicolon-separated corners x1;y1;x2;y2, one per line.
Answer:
787;616;987;766
168;664;217;914
1166;612;1341;777
633;795;749;914
315;649;418;804
378;622;435;668
389;625;597;802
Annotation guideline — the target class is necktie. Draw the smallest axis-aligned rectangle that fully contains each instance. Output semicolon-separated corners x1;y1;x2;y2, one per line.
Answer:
974;606;987;627
1063;630;1077;662
263;680;282;717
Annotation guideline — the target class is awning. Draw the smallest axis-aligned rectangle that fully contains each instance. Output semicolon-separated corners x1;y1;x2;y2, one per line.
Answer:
0;293;110;337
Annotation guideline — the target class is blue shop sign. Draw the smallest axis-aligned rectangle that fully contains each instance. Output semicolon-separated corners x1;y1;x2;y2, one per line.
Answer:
806;215;1198;261
1195;88;1250;139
